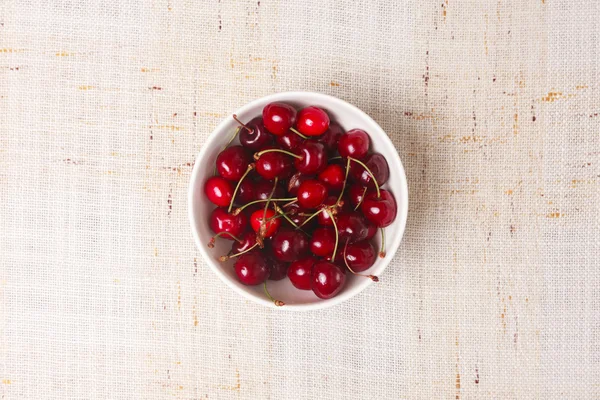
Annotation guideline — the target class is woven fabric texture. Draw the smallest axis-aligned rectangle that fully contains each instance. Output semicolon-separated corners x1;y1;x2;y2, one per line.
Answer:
1;0;599;398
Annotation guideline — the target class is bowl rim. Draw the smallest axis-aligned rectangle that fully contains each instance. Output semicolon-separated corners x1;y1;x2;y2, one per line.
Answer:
188;91;408;311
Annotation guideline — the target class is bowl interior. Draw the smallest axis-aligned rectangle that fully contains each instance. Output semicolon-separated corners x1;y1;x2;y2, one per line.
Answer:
189;92;408;310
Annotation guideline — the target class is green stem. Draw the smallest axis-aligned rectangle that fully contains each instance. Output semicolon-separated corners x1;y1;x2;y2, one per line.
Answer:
379;228;386;258
219;242;259;261
336;157;351;204
207;232;242;248
228;164;254;212
233;197;296;215
328;209;339;261
263;282;285;306
296;209;321;229
348;157;381;197
289;127;308;139
354;186;368;211
254;148;302;161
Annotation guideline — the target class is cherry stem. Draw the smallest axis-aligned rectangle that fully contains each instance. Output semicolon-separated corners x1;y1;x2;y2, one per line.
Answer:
328;209;339;261
296;208;321;229
263;281;285;306
336;157;351;204
232;114;253;134
207;232;242;248
219;242;259;261
254;148;302;160
328;156;342;161
343;239;379;282
348;157;381;197
354;186;368;211
232;197;296;215
289;127;308;139
274;205;298;227
379;228;386;258
228;163;255;213
262;177;278;225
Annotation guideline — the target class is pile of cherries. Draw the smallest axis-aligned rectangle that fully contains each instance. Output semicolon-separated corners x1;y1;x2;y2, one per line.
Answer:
204;102;397;306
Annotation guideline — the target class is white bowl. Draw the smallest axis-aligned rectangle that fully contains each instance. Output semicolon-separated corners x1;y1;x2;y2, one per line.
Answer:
188;92;408;310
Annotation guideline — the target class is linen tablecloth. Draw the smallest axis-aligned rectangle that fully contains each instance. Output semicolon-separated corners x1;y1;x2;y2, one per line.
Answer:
1;1;599;398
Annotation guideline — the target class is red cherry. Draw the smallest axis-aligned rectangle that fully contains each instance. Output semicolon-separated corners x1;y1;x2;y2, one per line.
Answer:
239;117;273;151
204;176;234;207
338;129;370;159
236;180;255;204
250;209;281;238
311;262;346;299
254;180;285;200
365;220;377;240
361;190;397;228
336;212;369;243
318;164;345;191
297;180;327;209
342;240;377;272
271;228;309;262
255;151;293;180
318;122;344;154
287;202;317;229
310;227;336;257
268;258;289;281
216;146;251;181
209;208;247;240
316;195;343;226
263;102;297;135
288;257;316;290
348;184;370;208
294;142;326;174
350;153;389;188
287;172;312;197
234;251;269;285
296;106;330;136
231;231;258;254
276;130;304;151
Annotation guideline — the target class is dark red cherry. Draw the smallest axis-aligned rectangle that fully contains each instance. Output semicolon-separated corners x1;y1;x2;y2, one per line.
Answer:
342;240;377;272
297;180;327;209
365;220;377;240
232;231;258;254
255;151;293;180
311;262;346;299
263;102;297;135
234;251;269;285
318;164;345;191
236;180;255;204
287;203;317;229
287;172;312;197
336;212;369;243
254;180;285;201
310;227;336;257
239;117;273;151
271;228;309;262
288;257;316;290
348;184;370;208
294;142;326;174
316;195;339;226
361;190;397;228
338;129;370;159
350;153;389;188
250;209;281;238
204;176;234;207
276;130;304;151
296;106;330;136
318;122;344;154
268;258;289;281
216;146;251;181
209;208;247;240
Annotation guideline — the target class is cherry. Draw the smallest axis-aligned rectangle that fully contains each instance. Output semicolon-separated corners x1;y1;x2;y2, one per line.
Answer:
310;227;336;257
341;240;377;272
236;180;255;204
338;129;370;159
348;184;370;209
296;106;330;136
204;176;234;207
365;220;377;240
316;195;341;226
288;257;316;290
254;180;285;201
287;203;317;229
216;146;251;181
271;228;309;262
294;141;326;174
297;180;327;209
255;150;293;180
263;102;297;135
350;153;389;188
311;262;346;299
234;251;269;285
231;231;258;254
336;212;369;243
276;130;304;151
318;164;345;191
361;189;397;228
268;258;289;281
238;117;273;151
318;121;344;154
250;209;281;238
209;208;247;241
287;172;312;197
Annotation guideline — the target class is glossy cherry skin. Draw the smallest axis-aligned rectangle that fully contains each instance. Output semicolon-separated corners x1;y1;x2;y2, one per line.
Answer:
209;208;247;240
204;176;234;207
361;189;397;228
263;102;297;135
350;153;389;188
234;251;269;285
338;129;370;159
311;262;346;299
254;180;285;201
232;231;258;254
294;141;326;174
316;195;345;226
348;184;370;209
318;164;345;191
342;240;377;272
239;117;273;151
276;130;304;151
365;220;378;240
250;209;281;238
287;172;312;197
216;146;251;181
297;180;327;209
296;106;330;136
268;258;289;281
318;122;344;154
255;151;293;180
288;257;316;290
310;227;336;257
336;212;369;243
271;228;309;262
236;180;255;204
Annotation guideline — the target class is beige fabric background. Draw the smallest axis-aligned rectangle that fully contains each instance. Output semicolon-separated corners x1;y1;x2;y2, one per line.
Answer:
1;0;599;398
